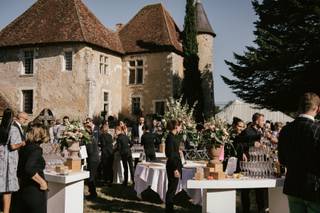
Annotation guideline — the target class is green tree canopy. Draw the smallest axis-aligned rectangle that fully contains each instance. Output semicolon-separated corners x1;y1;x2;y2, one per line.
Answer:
223;0;320;113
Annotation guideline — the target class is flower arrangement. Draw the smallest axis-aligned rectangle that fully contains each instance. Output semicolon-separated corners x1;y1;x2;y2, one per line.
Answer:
164;97;196;131
61;121;91;145
162;97;234;156
202;118;232;148
163;97;198;143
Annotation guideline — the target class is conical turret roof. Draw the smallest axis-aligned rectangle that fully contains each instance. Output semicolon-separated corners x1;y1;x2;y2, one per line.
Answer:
195;0;216;37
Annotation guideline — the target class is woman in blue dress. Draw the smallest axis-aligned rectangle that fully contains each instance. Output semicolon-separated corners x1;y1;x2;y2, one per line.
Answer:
0;109;18;213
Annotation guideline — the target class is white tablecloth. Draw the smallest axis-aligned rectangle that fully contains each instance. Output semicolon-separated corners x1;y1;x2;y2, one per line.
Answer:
134;161;206;205
132;152;166;159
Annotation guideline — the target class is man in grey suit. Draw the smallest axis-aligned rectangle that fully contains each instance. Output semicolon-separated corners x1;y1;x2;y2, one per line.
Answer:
9;112;28;150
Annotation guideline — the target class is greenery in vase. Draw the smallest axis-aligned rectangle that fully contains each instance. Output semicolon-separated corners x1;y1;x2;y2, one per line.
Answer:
60;121;91;148
201;118;233;149
163;97;198;144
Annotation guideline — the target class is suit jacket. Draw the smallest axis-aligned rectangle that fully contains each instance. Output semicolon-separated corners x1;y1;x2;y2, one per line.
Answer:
278;116;320;202
116;133;132;157
99;132;113;158
165;132;182;174
9;122;25;144
131;124;139;140
141;132;156;156
85;125;100;163
238;125;262;158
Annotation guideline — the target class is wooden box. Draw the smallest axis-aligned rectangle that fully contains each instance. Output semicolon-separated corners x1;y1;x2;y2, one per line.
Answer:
194;172;204;180
55;165;66;173
204;167;215;178
65;159;81;172
212;171;225;180
207;162;223;172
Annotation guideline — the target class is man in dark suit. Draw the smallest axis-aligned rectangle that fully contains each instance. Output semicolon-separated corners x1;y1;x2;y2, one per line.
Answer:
165;120;182;213
238;113;266;213
141;125;156;162
279;92;320;212
85;118;100;199
131;116;145;144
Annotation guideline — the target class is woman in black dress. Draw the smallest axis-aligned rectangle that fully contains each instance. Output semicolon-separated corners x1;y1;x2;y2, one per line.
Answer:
114;126;134;186
99;122;114;184
165;120;182;213
17;124;48;213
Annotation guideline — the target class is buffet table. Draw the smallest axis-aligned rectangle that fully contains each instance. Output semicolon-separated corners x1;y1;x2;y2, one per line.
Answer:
187;178;289;213
44;171;90;213
134;161;206;205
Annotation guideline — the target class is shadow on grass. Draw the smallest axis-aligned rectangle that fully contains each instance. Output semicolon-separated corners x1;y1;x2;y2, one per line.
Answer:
85;183;201;213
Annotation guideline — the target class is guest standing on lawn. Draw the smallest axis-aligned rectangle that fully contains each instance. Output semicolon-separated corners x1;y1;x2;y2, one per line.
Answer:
165;120;182;213
279;92;320;212
99;122;114;185
0;109;20;213
141;124;157;162
84;118;100;199
238;113;267;213
115;126;134;186
16;124;48;213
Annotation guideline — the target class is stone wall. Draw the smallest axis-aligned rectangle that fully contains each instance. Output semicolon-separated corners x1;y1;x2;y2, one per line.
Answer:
0;45;183;120
0;44;89;120
197;34;214;118
197;34;214;73
121;52;183;118
85;47;123;118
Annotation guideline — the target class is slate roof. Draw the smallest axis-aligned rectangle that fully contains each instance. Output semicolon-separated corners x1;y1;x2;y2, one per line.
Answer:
0;1;183;55
0;0;124;53
119;3;183;54
195;0;216;37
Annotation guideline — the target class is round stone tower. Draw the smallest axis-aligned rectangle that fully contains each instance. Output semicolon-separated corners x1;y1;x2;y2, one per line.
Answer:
195;0;216;119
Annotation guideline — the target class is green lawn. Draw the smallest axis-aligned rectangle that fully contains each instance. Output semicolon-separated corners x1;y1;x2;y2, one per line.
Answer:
84;183;201;213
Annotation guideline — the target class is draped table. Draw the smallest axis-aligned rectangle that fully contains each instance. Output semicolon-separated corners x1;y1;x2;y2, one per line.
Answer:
187;178;289;213
134;160;206;205
113;152;167;184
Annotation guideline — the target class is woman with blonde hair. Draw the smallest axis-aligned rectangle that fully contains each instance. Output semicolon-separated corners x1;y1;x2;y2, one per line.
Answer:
16;123;49;213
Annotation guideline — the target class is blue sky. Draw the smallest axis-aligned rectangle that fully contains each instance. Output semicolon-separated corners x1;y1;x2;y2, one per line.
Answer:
0;0;257;105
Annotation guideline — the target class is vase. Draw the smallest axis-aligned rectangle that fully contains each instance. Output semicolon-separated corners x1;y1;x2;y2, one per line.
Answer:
208;146;222;164
67;140;80;160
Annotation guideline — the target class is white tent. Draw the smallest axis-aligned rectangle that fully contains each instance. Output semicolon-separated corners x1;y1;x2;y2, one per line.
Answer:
215;100;294;124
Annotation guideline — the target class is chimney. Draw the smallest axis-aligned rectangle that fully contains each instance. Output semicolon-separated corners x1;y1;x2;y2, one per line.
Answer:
115;23;124;31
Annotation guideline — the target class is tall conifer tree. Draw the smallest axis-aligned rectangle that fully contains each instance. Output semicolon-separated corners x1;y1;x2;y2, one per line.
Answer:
223;0;320;113
182;0;204;122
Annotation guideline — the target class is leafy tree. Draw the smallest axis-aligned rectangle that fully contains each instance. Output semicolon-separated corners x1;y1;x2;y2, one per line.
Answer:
182;0;204;122
222;0;320;113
